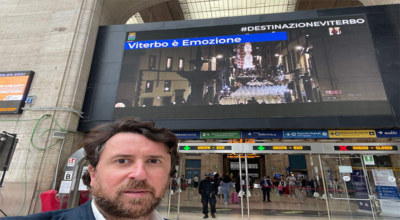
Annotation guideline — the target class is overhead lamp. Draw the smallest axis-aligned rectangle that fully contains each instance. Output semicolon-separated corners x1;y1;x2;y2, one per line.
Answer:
295;46;303;50
217;55;223;58
275;54;280;57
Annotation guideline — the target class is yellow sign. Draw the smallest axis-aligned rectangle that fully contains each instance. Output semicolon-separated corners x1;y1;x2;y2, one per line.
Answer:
227;154;260;159
226;139;256;143
328;130;376;138
198;146;211;150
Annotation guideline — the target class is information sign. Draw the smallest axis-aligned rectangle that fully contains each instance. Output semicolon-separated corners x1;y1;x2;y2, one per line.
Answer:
363;155;375;165
242;131;283;139
375;129;400;138
0;71;34;114
372;169;400;216
283;130;329;138
328;130;376;138
227;154;260;159
253;146;311;151
174;132;200;139
334;146;398;151
200;131;240;139
179;145;232;151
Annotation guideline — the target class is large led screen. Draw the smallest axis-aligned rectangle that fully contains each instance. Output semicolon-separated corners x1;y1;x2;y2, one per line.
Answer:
114;15;390;119
0;71;34;114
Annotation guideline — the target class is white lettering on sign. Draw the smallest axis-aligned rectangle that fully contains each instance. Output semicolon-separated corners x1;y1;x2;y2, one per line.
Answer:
241;18;366;32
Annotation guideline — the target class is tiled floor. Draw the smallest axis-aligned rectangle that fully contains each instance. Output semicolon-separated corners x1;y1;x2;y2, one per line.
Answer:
156;188;400;220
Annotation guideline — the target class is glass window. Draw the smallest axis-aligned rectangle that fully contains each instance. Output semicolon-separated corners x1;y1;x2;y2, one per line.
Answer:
162;96;172;106
179;58;184;71
145;81;153;93
142;98;153;107
149;55;156;70
166;57;173;71
164;80;171;92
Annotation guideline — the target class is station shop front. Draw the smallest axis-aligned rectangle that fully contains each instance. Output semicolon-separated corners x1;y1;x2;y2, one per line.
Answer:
161;142;400;220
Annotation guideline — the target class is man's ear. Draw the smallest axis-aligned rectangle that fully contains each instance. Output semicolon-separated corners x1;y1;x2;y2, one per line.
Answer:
88;165;96;187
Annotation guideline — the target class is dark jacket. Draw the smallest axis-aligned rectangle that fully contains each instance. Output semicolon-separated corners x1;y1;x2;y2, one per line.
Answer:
260;179;272;192
199;177;218;196
2;199;168;220
2;199;95;220
235;177;242;193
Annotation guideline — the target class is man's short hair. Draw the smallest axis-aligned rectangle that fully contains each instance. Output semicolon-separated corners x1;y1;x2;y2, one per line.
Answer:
81;117;179;188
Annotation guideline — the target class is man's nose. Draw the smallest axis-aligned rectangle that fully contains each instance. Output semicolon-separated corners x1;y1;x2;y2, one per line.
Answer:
127;161;147;180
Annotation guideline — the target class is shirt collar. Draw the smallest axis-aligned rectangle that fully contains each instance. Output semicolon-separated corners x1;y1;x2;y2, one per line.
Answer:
91;199;164;220
91;199;106;220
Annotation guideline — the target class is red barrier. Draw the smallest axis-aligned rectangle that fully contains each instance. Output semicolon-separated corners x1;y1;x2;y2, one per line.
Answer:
40;190;60;212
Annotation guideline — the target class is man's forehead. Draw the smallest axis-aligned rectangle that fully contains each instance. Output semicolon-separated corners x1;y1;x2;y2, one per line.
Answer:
102;132;169;154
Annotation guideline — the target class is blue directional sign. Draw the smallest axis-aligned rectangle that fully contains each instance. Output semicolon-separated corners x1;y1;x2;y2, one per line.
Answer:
242;131;283;139
375;129;400;138
125;32;287;50
283;130;329;138
173;132;200;139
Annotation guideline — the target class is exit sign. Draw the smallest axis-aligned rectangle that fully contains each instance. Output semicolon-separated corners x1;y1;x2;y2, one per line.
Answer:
364;155;375;165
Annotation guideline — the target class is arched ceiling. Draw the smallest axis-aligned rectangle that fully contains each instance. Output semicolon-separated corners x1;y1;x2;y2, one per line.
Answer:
360;0;400;6
101;0;172;25
102;0;400;26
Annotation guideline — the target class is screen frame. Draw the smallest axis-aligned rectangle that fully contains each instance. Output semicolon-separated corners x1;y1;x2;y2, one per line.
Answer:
0;71;34;114
78;5;400;132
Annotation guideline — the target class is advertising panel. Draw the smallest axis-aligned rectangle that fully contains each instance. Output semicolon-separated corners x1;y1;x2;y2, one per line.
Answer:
372;169;400;216
114;15;389;120
351;170;372;211
0;71;34;114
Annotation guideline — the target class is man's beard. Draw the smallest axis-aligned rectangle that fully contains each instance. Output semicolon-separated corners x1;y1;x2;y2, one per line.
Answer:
91;179;169;219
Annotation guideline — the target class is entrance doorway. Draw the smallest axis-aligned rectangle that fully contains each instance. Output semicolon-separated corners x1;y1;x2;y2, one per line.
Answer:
164;142;400;220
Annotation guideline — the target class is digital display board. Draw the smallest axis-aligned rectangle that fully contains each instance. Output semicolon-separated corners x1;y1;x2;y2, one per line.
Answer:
0;71;34;114
334;146;398;151
227;154;260;159
179;145;232;151
253;146;311;151
114;14;390;120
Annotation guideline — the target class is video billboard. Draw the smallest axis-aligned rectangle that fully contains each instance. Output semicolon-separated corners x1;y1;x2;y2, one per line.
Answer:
0;71;34;114
114;15;390;120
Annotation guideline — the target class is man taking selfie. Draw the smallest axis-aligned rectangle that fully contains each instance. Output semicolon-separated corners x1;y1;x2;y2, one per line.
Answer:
5;118;179;220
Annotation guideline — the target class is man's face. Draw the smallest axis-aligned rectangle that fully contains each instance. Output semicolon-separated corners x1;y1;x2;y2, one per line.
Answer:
88;133;171;219
264;176;267;180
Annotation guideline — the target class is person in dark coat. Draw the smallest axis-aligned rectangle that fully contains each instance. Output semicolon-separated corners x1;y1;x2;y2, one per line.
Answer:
235;175;242;193
260;176;272;202
199;174;218;219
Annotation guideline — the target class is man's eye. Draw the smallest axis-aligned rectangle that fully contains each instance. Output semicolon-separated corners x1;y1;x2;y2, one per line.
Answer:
116;159;129;164
148;159;160;164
